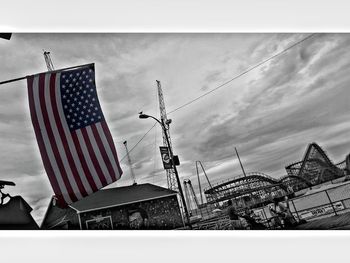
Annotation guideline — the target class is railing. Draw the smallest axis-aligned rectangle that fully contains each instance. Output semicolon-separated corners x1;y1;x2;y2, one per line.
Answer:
193;181;350;230
193;215;232;230
254;181;350;227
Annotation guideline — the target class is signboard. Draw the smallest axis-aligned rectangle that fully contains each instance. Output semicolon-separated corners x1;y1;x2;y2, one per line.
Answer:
159;146;172;169
298;201;344;220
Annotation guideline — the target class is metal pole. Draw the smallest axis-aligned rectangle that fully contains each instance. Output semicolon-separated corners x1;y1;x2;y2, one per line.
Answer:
325;190;337;216
291;200;300;221
161;119;192;229
261;207;271;229
123;141;137;185
0;76;27;86
195;161;204;205
0;62;94;86
235;147;247;177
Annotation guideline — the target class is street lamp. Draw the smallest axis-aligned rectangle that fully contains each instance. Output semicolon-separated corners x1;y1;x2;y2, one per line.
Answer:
139;112;192;229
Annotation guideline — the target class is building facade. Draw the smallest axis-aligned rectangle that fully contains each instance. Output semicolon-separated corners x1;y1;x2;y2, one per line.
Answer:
41;183;184;230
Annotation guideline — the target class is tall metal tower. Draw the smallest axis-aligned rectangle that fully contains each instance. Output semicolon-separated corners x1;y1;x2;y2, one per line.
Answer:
183;179;200;211
123;141;137;185
156;80;178;191
196;160;218;204
43;50;55;71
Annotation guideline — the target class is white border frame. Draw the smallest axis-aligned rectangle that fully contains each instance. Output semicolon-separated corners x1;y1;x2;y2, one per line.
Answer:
2;0;350;262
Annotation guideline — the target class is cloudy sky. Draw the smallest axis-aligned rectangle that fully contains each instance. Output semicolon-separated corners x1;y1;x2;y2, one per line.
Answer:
0;33;349;223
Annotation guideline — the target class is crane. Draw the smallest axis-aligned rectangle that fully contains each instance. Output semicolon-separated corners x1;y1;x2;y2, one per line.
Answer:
123;141;137;185
156;80;178;191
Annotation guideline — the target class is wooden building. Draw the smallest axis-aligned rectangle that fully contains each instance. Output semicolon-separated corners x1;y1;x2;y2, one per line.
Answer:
41;183;184;230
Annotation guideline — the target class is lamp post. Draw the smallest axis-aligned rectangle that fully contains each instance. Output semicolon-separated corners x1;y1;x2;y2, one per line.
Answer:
139;113;192;229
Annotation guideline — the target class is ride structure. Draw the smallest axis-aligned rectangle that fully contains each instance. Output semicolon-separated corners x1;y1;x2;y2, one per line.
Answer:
202;142;349;210
285;142;345;185
183;179;200;212
195;160;217;205
203;172;289;208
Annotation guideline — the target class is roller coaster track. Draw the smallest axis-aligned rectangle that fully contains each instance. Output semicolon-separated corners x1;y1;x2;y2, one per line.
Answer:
285;143;343;183
346;154;350;173
278;174;313;187
201;143;348;206
203;172;290;204
204;172;281;193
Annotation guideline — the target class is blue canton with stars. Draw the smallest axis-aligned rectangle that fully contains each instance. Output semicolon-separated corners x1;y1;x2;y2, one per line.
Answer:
60;66;105;131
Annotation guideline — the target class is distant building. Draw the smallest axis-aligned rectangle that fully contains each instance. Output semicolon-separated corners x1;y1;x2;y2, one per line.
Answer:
0;196;39;230
41;183;184;230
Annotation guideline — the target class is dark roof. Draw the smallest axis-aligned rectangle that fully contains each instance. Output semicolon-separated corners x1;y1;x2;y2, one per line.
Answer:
70;183;177;212
41;198;79;229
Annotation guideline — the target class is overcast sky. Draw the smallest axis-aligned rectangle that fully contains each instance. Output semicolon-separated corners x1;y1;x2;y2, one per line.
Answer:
0;33;349;223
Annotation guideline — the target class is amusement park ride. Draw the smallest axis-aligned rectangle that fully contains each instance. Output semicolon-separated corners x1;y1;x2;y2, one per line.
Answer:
184;142;350;217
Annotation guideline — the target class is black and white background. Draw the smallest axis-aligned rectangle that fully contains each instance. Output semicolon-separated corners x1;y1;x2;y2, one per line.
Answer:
1;0;350;262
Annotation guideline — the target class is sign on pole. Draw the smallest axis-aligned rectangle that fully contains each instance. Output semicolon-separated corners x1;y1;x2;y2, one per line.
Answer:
159;146;172;169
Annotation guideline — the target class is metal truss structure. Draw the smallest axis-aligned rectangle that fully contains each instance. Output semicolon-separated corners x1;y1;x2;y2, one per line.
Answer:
183;179;200;211
203;172;289;207
156;80;178;191
202;143;349;209
285;142;345;185
278;175;312;192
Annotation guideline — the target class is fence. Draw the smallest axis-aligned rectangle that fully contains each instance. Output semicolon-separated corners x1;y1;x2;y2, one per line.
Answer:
254;181;350;227
191;181;350;230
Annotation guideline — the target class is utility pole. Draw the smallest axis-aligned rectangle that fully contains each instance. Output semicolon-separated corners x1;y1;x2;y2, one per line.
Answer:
43;50;55;71
139;113;192;228
123;141;137;185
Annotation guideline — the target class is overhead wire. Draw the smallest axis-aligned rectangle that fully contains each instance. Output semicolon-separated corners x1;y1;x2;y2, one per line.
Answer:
119;33;316;162
119;122;156;162
168;33;316;115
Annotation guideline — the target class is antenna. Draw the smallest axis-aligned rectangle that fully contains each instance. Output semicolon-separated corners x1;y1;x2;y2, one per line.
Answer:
235;147;247;177
43;50;55;71
123;141;137;185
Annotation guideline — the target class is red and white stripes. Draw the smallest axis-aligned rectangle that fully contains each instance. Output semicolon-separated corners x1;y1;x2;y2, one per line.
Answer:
27;71;122;206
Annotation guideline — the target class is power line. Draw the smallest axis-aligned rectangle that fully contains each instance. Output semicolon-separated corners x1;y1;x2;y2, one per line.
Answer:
120;33;316;163
119;123;156;162
168;33;316;114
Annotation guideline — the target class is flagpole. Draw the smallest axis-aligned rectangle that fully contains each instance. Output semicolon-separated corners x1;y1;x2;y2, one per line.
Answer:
0;62;94;86
0;76;27;86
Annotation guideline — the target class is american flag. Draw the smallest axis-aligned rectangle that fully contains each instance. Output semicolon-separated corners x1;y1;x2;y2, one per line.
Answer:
27;64;123;206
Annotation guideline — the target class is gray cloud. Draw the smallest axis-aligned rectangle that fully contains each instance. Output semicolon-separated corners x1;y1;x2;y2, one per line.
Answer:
1;33;350;223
